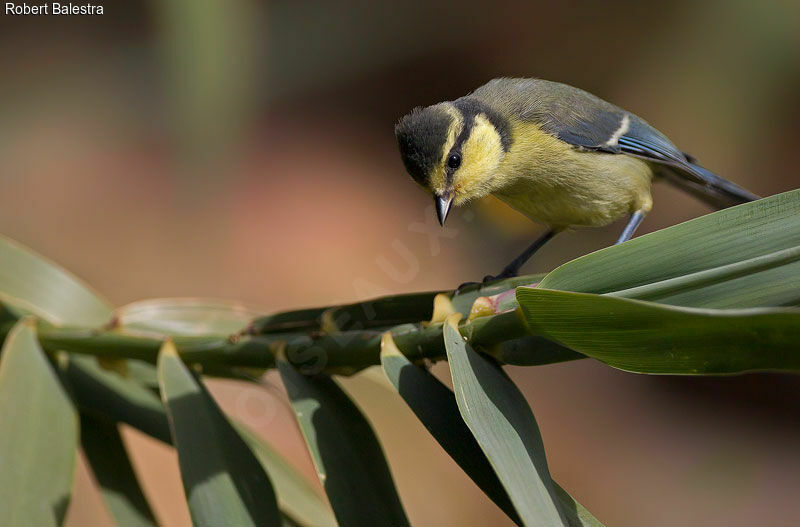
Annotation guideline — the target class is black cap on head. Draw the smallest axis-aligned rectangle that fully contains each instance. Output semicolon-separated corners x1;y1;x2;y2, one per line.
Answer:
395;106;451;186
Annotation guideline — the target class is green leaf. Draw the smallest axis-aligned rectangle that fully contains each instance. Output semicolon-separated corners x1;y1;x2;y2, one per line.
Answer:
125;359;160;389
282;514;301;527
517;288;800;374
236;424;338;527
493;336;585;367
321;291;438;332
0;320;78;526
157;341;282;527
63;354;170;443
443;317;568;526
538;190;800;308
247;307;328;335
380;333;521;525
552;485;604;527
80;413;157;527
277;355;409;527
116;298;262;337
381;333;604;526
250;291;438;336
0;235;112;326
0;302;20;335
65;355;335;527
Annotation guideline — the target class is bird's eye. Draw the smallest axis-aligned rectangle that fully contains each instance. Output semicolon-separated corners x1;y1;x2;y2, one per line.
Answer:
447;153;462;170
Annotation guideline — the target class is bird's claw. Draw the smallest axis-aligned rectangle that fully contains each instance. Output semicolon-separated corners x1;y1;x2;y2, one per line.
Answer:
483;270;516;283
453;281;480;295
454;271;516;296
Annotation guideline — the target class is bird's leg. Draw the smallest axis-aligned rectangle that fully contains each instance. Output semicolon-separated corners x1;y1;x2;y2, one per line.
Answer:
454;229;557;294
484;229;558;282
455;210;645;294
615;210;647;244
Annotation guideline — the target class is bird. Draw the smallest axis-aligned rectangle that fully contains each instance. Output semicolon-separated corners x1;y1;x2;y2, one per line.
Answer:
394;77;759;283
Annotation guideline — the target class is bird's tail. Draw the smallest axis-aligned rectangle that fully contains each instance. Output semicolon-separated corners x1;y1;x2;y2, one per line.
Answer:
661;161;760;210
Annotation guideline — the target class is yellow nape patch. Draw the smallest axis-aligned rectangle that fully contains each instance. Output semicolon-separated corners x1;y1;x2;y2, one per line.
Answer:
453;114;505;204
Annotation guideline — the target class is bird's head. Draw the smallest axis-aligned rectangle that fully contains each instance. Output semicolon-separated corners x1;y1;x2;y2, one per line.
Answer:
395;98;511;225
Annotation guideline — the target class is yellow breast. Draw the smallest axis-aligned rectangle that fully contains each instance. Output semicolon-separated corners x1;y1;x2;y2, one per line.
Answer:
492;121;654;228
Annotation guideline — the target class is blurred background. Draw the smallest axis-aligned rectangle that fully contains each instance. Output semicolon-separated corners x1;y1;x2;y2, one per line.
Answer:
1;1;799;525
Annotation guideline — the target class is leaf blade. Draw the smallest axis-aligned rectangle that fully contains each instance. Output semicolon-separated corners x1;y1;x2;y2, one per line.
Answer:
538;190;800;308
80;413;158;527
443;317;568;526
517;287;800;374
116;298;262;337
0;320;78;526
379;333;521;525
236;424;338;527
277;355;409;527
63;354;331;526
158;341;282;527
63;354;170;443
0;235;112;326
380;334;603;526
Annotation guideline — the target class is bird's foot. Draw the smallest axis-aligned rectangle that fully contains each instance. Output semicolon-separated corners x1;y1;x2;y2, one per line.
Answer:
483;271;513;283
453;281;480;295
484;260;522;282
454;270;517;295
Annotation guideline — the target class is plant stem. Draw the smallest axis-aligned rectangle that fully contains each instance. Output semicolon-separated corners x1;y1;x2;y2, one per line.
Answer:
14;273;579;375
36;309;581;375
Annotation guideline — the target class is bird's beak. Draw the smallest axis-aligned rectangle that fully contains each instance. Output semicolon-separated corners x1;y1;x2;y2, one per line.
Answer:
435;193;454;226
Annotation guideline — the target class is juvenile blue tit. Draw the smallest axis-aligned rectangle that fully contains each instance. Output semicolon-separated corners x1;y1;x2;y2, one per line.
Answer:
395;77;759;281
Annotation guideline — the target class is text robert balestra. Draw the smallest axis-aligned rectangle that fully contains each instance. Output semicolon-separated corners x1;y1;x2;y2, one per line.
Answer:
5;3;104;15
